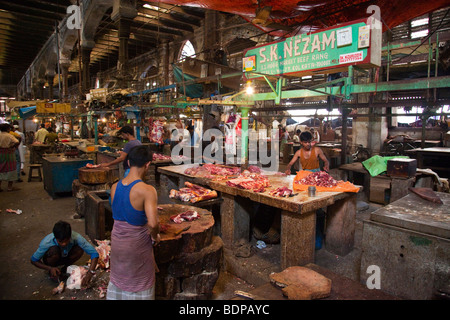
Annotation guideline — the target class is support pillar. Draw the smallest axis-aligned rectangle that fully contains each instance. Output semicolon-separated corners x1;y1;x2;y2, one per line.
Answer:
240;107;250;166
81;46;93;94
61;65;70;102
46;75;54;100
111;0;137;88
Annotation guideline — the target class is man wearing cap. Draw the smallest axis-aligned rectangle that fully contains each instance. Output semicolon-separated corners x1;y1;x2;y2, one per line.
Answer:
99;125;142;177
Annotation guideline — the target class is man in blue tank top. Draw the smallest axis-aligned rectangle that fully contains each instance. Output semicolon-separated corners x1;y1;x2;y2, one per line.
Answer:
106;145;160;300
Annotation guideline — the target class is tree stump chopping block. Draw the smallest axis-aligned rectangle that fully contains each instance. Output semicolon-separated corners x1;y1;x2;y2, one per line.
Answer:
154;204;215;263
154;204;222;300
78;167;114;184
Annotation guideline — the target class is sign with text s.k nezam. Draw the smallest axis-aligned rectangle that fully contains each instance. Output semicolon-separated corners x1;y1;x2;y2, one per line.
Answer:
243;17;381;79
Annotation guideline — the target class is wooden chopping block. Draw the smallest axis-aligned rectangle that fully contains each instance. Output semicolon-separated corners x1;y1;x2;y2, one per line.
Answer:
78;167;113;184
269;266;331;300
408;187;443;204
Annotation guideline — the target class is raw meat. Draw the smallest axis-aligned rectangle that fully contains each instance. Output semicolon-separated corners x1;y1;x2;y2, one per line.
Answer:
95;240;111;269
159;223;170;234
247;165;261;173
86;163;100;168
170;210;200;224
66;265;88;290
184;163;240;178
52;281;65;295
5;208;22;215
152;153;172;161
295;171;339;187
169;181;218;203
269;186;293;197
226;171;270;192
148;119;165;144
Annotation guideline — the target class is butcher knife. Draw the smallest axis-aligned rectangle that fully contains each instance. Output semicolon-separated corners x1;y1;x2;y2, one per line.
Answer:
408;187;443;204
174;226;191;236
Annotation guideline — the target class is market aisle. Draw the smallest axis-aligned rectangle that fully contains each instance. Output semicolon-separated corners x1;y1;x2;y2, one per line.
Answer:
0;158;255;300
0;164;86;299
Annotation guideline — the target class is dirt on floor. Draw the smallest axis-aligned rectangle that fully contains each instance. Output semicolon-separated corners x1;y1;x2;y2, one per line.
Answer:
0;164;256;300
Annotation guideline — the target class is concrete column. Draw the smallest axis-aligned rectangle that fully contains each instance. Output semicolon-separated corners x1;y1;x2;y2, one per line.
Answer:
111;0;137;85
117;18;132;73
38;80;45;99
46;75;54;100
81;46;92;93
162;40;169;87
61;65;70;102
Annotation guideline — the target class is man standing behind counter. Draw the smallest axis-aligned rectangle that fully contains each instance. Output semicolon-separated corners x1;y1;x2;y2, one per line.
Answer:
99;125;141;177
285;131;329;174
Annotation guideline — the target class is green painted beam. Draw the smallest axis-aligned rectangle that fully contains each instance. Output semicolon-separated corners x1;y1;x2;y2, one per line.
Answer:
236;75;450;102
351;76;450;94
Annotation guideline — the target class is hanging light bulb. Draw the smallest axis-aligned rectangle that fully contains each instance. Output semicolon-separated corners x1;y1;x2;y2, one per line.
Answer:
245;81;254;95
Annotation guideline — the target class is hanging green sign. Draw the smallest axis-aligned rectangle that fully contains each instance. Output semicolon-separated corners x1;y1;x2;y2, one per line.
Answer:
243;17;381;79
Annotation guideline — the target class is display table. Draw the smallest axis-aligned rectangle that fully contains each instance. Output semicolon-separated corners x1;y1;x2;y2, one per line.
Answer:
42;156;93;198
406;147;450;178
30;144;53;164
339;162;415;204
158;164;358;269
360;191;450;299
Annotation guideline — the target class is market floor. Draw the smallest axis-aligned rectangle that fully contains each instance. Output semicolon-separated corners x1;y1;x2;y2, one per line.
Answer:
0;160;378;300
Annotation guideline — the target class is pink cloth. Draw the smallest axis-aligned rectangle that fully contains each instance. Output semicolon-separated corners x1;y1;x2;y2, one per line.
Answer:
109;220;155;292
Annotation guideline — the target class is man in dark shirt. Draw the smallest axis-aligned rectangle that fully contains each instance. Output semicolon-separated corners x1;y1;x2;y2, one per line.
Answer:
99;125;142;176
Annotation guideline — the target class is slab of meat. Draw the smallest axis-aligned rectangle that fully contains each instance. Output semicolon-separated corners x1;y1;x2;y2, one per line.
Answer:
296;171;339;187
226;172;270;192
247;165;261;174
184;163;240;178
95;240;111;269
152;153;172;161
86;163;101;169
169;181;218;203
170;210;200;224
269;186;293;197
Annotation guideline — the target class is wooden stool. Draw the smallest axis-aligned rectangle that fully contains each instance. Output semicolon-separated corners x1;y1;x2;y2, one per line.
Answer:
28;164;43;182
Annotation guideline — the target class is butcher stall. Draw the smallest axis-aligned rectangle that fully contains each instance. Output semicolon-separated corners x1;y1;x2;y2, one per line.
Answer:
158;163;359;283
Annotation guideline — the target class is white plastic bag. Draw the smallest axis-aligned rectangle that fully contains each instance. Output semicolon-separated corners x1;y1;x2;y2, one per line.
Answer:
66;265;88;290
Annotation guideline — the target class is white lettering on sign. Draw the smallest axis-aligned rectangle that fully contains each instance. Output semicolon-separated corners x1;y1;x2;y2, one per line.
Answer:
258;32;337;66
339;51;363;64
270;44;278;61
259;47;267;63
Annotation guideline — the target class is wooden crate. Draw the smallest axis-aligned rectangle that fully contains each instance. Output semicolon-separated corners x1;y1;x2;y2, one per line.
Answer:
84;191;113;242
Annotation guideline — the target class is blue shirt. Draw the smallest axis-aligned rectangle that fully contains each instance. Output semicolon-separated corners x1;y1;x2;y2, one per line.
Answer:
112;179;147;226
31;231;99;262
